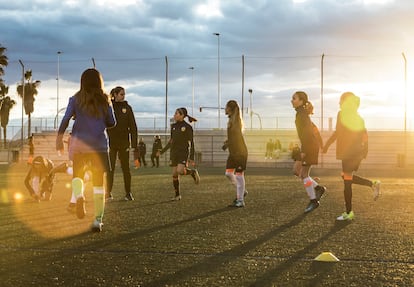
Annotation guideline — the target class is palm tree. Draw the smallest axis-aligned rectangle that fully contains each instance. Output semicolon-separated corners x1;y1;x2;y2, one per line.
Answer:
16;70;41;137
0;84;16;147
0;45;8;85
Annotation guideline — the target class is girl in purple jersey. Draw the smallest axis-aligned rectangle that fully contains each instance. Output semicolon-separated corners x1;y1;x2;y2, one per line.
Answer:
57;68;116;232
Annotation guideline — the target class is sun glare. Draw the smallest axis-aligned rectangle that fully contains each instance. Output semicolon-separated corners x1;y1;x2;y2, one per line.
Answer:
13;192;24;202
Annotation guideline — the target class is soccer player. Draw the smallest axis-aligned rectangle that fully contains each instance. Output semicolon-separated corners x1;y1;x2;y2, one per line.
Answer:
291;91;326;213
25;156;70;202
106;86;139;201
151;135;162;168
158;108;200;201
56;68;116;232
222;100;248;207
323;92;381;221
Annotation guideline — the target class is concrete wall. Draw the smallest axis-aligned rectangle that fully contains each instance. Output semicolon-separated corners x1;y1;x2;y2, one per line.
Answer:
13;129;414;170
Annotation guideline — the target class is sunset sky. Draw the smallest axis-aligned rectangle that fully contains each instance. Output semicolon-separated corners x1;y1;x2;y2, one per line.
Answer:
1;0;413;130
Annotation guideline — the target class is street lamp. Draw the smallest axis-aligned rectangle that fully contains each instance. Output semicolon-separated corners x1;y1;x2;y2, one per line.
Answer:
213;32;221;129
189;66;195;116
248;88;253;130
18;60;25;147
56;51;62;129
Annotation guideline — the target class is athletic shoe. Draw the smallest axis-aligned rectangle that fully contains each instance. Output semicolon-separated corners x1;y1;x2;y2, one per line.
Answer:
233;190;248;203
91;219;103;232
66;203;76;214
372;180;381;201
229;199;245;207
171;195;182;201
76;196;86;219
191;169;200;184
315;186;326;201
105;192;113;201
124;193;135;201
304;200;319;213
336;211;355;221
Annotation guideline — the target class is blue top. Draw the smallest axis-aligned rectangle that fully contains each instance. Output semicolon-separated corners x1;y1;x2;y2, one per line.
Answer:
58;96;116;159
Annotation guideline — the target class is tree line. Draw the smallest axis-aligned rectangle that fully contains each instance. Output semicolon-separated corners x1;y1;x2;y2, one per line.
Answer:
0;44;41;148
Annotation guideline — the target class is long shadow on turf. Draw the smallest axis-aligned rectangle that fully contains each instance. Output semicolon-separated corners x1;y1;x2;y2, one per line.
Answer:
89;206;237;250
249;221;351;287
144;212;308;286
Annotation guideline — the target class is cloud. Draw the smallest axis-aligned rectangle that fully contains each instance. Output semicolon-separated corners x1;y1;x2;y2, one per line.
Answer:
1;0;413;129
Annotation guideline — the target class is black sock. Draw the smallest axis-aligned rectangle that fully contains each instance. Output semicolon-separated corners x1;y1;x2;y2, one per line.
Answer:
352;175;372;187
173;176;179;195
344;180;353;213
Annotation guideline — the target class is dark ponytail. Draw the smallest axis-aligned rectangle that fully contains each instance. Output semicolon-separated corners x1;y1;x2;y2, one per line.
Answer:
177;107;197;123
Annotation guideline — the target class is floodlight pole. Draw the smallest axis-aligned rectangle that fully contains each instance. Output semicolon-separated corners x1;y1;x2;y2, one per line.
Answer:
56;51;62;129
402;52;407;161
321;53;325;132
248;88;253;130
213;33;221;129
189;67;195;116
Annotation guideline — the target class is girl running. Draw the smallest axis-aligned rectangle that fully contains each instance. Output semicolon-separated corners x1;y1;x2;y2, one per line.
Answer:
159;108;200;200
323;92;380;221
223;100;248;207
56;68;116;232
291;91;326;213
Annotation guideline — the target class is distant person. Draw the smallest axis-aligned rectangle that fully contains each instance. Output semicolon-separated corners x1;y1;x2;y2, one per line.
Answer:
274;138;282;159
106;86;139;201
323;92;381;221
222;100;248;207
56;68;116;232
265;138;274;159
27;134;34;164
151;135;162;168
158;108;200;201
138;137;147;167
291;91;326;213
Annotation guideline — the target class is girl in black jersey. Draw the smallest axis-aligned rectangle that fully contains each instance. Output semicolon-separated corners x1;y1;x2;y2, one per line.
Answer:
107;86;139;201
159;108;200;200
291;91;326;213
223;100;248;207
323;92;380;221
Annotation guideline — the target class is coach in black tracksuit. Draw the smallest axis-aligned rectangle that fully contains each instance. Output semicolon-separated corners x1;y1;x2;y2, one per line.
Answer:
107;86;138;201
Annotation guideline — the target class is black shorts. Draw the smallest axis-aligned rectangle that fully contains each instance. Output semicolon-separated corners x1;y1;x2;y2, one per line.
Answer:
170;152;189;167
226;154;247;172
342;158;362;173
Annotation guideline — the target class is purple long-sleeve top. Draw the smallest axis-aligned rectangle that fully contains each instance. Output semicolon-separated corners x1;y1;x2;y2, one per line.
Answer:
57;96;116;159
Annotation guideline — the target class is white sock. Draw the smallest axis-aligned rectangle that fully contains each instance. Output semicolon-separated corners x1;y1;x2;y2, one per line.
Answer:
303;177;316;200
93;186;105;221
235;174;245;201
225;171;237;186
32;176;40;196
70;191;76;204
72;177;84;199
